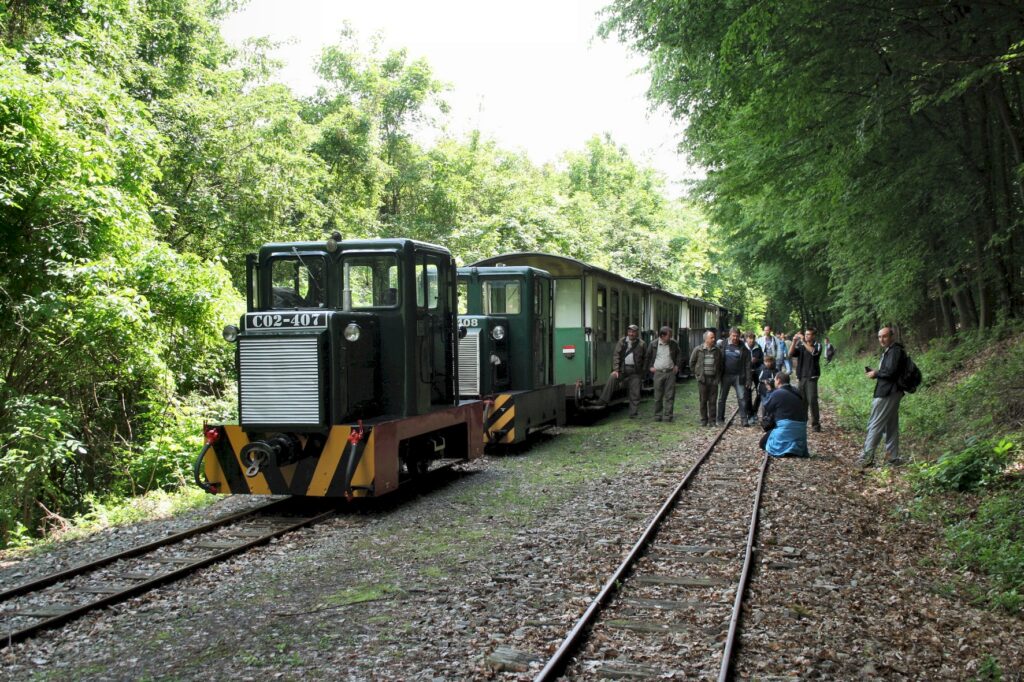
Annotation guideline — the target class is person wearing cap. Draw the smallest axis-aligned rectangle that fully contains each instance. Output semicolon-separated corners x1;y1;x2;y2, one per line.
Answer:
647;326;683;422
598;323;648;417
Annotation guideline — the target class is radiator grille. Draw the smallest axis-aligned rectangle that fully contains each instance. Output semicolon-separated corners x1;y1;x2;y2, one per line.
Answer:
239;336;322;426
458;332;481;396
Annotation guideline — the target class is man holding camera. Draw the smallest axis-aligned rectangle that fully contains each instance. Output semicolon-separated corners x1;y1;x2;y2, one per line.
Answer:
789;327;822;432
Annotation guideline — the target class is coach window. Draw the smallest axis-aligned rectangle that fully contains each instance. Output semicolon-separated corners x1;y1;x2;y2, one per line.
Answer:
484;280;521;314
596;284;607;341
610;289;620;337
270;255;325;309
554;279;582;327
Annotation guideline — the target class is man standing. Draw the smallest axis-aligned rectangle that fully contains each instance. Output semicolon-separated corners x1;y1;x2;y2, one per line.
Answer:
789;327;822;432
824;336;837;364
758;325;784;367
744;332;764;426
689;330;722;427
598;324;647;418
717;327;751;426
859;326;906;468
648;326;682;422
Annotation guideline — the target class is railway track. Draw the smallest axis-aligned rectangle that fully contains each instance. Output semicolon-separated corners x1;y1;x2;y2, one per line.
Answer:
0;460;475;651
535;409;769;680
0;498;336;650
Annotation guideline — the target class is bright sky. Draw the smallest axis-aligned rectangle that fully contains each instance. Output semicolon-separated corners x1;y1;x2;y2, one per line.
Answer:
221;0;701;195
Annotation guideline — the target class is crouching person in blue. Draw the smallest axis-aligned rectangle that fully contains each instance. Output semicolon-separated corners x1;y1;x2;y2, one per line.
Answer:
759;371;809;457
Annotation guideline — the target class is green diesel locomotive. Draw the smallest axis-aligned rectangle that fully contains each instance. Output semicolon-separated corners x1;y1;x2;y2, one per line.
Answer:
195;237;483;498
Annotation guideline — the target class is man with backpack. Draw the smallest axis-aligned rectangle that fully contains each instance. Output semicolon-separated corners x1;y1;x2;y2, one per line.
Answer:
858;326;908;468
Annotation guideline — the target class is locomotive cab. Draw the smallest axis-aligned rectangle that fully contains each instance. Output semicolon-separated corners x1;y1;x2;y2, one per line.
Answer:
456;266;565;444
197;238;483;498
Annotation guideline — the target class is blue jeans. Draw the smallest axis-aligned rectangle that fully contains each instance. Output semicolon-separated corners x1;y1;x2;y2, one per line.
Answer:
718;373;747;422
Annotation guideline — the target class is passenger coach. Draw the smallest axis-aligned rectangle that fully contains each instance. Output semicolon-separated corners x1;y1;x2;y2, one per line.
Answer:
468;253;724;405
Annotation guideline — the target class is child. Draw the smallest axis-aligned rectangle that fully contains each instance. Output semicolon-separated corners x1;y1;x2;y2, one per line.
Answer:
754;354;780;420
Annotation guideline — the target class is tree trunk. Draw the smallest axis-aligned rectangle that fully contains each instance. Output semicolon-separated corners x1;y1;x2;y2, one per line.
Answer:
936;278;955;337
950;273;979;329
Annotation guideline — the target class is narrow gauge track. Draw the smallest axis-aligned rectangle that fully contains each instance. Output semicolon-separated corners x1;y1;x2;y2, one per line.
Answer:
0;498;335;650
535;410;769;680
0;462;472;650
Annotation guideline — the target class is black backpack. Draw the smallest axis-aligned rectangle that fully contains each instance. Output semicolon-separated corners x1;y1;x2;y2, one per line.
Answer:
897;348;923;393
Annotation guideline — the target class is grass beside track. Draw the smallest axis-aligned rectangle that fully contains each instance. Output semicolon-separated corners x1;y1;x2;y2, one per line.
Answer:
819;330;1024;613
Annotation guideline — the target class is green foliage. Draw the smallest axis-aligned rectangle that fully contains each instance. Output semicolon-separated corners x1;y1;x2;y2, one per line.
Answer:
0;392;83;542
946;488;1024;613
603;0;1024;336
912;436;1020;493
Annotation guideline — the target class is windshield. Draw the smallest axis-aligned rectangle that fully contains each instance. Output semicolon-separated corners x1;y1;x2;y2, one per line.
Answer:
270;255;325;309
343;253;400;309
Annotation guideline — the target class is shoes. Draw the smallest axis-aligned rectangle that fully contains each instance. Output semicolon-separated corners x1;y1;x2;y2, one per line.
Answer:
741;422;751;428
716;421;725;427
700;420;708;427
884;458;904;466
653;416;662;422
855;457;874;470
812;424;822;433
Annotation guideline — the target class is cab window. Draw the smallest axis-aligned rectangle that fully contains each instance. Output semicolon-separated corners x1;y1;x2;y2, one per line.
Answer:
457;279;468;315
270;255;325;309
484;280;521;314
342;253;399;309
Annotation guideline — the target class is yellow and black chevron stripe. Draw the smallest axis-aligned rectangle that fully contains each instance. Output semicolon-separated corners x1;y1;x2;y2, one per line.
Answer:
204;425;376;497
484;394;516;444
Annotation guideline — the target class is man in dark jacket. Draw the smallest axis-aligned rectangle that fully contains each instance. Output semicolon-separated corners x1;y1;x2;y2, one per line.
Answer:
598;324;647;417
689;330;722;426
858;326;906;468
790;327;822;432
648;326;682;422
759;372;809;456
717;327;751;426
745;332;764;426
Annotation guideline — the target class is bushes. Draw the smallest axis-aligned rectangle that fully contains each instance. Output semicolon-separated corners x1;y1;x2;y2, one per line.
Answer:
946;488;1024;613
912;436;1021;493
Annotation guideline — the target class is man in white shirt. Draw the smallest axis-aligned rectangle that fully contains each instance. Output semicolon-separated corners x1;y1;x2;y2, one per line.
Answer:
647;326;682;422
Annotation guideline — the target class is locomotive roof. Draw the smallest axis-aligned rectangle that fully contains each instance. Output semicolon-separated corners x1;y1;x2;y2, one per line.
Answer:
259;238;451;256
469;251;723;310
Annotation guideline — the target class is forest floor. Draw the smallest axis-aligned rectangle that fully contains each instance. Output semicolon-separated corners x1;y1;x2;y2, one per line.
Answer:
1;383;1022;680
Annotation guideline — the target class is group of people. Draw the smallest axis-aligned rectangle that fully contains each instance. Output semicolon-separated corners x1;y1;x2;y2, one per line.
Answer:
687;325;825;457
601;322;903;466
597;324;682;421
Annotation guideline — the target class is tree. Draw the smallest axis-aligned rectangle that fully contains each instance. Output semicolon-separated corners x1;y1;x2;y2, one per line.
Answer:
603;0;1024;335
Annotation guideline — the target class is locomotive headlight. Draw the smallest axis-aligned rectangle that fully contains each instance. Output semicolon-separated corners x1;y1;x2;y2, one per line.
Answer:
222;324;239;343
491;325;506;341
344;323;361;342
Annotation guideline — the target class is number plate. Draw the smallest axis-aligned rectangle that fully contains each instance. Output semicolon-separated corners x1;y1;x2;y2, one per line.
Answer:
246;312;327;329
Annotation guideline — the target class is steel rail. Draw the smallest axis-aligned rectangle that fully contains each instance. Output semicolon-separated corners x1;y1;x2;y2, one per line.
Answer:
0;499;288;603
718;452;770;682
1;508;334;650
533;408;739;682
